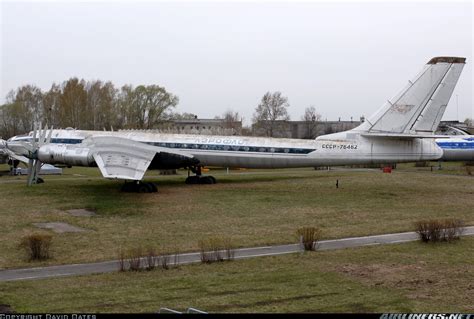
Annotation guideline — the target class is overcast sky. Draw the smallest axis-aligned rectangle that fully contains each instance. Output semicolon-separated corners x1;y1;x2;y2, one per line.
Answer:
1;1;472;125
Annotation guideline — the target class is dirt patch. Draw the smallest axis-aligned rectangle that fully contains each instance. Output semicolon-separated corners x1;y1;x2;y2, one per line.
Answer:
335;262;474;308
338;263;421;280
67;209;96;217
34;222;88;233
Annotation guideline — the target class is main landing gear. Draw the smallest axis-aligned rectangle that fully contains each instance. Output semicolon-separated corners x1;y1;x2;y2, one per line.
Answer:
185;166;217;185
121;181;158;193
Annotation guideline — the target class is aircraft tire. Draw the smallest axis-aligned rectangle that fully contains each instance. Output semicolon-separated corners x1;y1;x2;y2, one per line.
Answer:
185;176;200;185
121;182;136;192
200;176;214;184
147;182;158;193
137;183;151;193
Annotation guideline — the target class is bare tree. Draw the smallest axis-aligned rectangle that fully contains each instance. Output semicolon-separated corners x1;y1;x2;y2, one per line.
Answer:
168;112;197;120
117;84;178;129
42;83;62;128
1;79;180;135
215;109;242;134
464;118;473;127
135;85;179;129
301;106;322;139
14;86;43;132
59;78;87;129
0;102;21;137
85;80;118;130
253;91;290;137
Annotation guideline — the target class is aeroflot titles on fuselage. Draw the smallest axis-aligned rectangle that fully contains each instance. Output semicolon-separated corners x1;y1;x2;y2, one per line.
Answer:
17;133;374;154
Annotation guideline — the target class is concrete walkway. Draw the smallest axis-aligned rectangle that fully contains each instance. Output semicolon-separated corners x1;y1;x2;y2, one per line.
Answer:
1;227;473;282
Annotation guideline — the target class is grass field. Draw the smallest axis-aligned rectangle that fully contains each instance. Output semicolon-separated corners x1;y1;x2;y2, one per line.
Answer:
0;163;473;269
1;237;472;313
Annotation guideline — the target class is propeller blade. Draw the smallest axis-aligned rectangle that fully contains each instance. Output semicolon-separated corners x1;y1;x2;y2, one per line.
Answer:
27;158;35;186
34;159;42;179
42;125;48;146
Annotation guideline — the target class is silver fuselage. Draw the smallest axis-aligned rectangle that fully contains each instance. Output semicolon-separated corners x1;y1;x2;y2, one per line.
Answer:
9;129;443;169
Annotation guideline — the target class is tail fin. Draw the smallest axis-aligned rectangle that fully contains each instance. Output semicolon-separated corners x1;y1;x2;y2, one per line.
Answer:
356;56;466;134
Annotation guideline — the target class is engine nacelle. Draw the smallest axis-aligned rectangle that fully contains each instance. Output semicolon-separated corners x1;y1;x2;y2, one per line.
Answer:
38;144;95;167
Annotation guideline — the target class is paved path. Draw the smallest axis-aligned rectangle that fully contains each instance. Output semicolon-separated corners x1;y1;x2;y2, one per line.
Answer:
1;227;473;282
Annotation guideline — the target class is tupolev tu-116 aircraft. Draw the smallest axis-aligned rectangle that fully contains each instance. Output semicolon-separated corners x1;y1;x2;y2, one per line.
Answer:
2;56;466;192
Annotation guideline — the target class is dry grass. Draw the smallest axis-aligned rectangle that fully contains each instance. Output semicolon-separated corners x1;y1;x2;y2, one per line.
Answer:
0;164;473;268
1;237;472;313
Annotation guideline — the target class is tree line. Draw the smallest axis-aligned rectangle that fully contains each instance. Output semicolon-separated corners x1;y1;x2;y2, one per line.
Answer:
0;78;183;138
0;78;324;138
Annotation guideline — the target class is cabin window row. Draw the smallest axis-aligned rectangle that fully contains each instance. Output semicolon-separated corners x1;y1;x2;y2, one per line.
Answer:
437;142;474;149
149;142;315;154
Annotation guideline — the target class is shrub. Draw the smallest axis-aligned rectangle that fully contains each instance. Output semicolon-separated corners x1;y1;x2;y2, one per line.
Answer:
160;254;170;270
117;245;182;272
118;248;126;272
297;227;322;251
20;233;52;260
198;236;235;263
415;219;465;243
128;247;143;271
173;250;180;268
223;237;235;261
442;219;465;241
145;247;158;271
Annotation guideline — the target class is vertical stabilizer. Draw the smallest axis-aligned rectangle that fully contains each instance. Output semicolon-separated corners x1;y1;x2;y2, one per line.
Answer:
356;57;465;134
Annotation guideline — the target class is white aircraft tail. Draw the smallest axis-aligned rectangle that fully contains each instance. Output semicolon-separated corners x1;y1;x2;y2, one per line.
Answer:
355;56;466;135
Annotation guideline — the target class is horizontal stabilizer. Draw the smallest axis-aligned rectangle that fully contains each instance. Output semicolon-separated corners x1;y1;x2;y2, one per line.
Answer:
361;133;451;139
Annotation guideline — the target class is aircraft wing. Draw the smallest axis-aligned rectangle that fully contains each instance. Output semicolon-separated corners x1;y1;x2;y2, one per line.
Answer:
83;136;194;180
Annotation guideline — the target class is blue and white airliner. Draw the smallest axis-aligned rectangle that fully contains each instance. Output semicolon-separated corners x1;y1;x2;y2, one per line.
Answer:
436;136;474;161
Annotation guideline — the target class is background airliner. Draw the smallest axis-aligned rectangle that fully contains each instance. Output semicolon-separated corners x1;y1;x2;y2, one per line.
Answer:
436;136;474;161
3;56;467;192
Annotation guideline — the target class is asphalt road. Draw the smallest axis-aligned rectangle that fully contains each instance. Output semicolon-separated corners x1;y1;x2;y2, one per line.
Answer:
1;227;473;282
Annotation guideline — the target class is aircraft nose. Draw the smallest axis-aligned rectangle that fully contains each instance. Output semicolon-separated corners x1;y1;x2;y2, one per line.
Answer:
434;143;444;160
